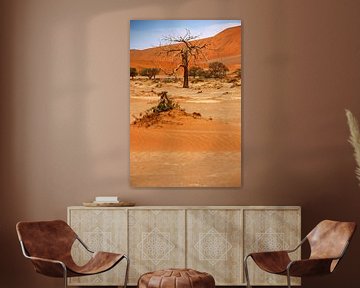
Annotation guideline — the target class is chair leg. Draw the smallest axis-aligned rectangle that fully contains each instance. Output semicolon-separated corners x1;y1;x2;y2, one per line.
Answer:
123;255;130;288
244;255;252;288
286;269;291;288
62;264;68;288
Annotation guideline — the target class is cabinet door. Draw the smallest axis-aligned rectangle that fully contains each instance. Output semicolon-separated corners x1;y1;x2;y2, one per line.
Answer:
187;209;243;285
128;209;186;284
68;208;127;286
244;209;301;286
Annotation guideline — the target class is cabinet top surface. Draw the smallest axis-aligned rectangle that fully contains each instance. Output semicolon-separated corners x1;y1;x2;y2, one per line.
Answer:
68;205;301;210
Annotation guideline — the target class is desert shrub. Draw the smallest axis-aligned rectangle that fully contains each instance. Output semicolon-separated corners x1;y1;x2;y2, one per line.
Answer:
148;91;179;113
189;66;204;78
132;91;181;127
208;62;229;78
130;67;138;79
200;70;213;79
132;91;205;127
140;68;160;79
234;68;241;78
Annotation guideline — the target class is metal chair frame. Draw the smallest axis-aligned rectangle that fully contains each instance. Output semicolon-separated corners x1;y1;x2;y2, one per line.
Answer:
19;233;129;288
244;237;350;288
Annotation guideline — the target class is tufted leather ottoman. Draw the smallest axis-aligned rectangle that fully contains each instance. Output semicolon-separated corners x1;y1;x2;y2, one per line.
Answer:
138;268;215;288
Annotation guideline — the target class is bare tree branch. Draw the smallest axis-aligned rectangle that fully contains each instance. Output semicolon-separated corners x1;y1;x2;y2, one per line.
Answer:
158;29;209;88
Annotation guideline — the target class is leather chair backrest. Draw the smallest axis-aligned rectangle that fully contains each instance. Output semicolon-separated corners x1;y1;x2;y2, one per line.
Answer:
16;220;77;261
307;220;356;260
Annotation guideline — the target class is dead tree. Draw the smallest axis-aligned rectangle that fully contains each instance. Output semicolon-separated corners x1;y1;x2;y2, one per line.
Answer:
161;29;208;88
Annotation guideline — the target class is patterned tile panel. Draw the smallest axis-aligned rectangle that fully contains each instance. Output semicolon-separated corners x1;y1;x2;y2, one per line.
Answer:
68;209;127;286
187;209;243;285
128;209;186;284
194;227;232;265
138;227;175;264
244;209;301;286
68;207;300;286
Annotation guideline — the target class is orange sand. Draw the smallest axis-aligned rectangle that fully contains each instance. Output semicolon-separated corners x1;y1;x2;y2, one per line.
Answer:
130;112;240;152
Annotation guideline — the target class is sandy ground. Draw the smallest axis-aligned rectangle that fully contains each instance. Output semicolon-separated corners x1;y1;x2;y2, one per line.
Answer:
130;77;241;187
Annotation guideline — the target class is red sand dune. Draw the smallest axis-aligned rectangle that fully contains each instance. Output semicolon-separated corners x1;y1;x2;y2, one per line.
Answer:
130;110;241;152
130;26;241;74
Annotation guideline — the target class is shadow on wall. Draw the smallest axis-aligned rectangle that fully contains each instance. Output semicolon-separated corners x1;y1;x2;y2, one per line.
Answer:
0;1;189;288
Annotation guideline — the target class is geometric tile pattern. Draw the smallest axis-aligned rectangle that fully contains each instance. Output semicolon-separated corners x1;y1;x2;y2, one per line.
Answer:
68;208;127;286
187;209;243;285
84;227;113;252
138;228;175;265
194;227;232;265
252;228;287;252
128;209;186;284
68;207;300;286
244;209;301;286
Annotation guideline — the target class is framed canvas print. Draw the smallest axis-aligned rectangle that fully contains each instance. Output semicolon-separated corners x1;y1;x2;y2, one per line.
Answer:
130;20;241;187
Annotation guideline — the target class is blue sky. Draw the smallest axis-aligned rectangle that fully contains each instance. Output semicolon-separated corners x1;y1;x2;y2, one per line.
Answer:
130;20;241;50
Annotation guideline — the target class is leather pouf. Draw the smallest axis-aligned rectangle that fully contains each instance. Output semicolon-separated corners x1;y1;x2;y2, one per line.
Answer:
138;268;215;288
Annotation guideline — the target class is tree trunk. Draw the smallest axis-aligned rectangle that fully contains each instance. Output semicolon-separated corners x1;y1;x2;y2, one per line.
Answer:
183;65;189;88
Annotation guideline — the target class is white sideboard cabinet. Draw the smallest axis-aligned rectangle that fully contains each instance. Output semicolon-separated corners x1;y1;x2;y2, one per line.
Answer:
67;206;301;286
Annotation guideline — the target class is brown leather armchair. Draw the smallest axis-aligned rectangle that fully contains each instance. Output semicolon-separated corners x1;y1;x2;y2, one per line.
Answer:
16;220;129;288
244;220;356;288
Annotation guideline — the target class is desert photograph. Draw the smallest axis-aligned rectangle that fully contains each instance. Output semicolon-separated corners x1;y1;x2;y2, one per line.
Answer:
130;20;241;187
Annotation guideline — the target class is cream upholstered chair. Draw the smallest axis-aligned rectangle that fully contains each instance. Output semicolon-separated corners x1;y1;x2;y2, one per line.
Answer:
244;220;356;288
16;220;129;288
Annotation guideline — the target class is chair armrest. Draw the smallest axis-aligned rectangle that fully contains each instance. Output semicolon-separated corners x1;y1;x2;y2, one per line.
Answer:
247;250;290;258
26;255;65;265
26;255;67;278
245;237;306;260
245;237;306;259
19;240;67;277
287;258;336;277
246;251;292;274
286;237;307;253
76;236;94;253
